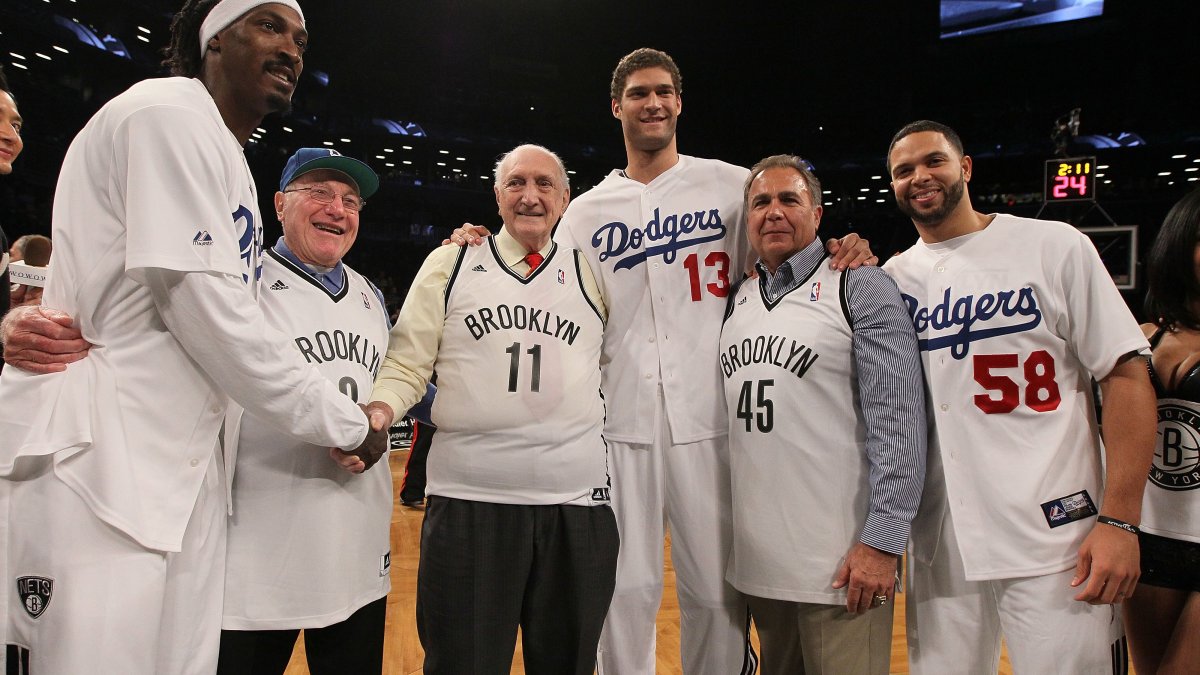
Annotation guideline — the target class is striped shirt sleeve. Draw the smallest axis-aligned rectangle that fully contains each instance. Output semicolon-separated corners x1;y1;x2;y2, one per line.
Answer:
845;265;927;555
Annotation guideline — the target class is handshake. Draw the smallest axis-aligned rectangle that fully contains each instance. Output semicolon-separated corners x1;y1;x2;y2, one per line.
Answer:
329;402;395;474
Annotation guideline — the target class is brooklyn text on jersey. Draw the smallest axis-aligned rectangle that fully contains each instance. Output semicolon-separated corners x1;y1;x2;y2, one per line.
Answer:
463;303;585;345
720;334;820;380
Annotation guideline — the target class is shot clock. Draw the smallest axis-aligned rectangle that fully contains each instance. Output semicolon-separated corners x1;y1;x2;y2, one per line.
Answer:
1044;157;1097;202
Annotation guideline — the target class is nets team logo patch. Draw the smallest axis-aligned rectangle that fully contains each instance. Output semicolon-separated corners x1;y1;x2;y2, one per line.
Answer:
1153;402;1200;491
16;576;53;619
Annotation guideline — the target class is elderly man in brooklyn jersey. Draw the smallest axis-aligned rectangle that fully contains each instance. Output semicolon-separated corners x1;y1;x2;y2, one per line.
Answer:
216;148;395;675
719;155;926;674
883;120;1156;674
364;144;618;674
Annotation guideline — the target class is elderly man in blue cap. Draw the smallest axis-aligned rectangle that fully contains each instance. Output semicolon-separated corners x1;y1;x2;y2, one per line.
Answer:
216;147;400;675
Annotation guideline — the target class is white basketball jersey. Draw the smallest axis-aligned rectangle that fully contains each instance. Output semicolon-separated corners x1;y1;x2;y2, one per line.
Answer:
223;249;391;629
556;155;750;444
429;239;609;506
885;214;1149;579
721;262;867;602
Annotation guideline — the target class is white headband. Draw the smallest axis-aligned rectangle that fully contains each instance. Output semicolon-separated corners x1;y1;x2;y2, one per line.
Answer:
199;0;305;59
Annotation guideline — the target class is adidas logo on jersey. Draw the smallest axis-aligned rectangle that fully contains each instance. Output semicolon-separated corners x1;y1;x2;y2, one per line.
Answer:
192;230;214;246
269;280;289;290
362;291;372;309
471;264;487;272
591;487;611;502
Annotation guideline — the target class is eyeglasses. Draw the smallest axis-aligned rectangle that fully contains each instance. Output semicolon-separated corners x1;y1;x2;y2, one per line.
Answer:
284;186;365;212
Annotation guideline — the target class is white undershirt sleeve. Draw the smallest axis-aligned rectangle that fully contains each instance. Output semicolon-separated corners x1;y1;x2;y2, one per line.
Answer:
144;267;368;450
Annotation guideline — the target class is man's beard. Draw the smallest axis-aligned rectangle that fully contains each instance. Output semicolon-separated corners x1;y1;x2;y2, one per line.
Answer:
899;172;965;225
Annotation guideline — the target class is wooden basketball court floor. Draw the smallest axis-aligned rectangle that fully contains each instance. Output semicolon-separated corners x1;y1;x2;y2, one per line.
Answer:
280;452;1018;675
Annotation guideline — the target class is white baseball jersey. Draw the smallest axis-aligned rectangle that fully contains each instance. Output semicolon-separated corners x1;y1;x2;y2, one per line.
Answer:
720;264;867;603
223;249;392;630
885;214;1149;580
429;239;609;506
555;155;750;444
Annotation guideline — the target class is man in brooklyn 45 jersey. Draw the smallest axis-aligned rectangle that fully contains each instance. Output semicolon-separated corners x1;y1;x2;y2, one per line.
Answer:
883;120;1157;674
364;145;618;674
451;48;876;675
216;148;397;675
0;3;386;673
720;155;927;675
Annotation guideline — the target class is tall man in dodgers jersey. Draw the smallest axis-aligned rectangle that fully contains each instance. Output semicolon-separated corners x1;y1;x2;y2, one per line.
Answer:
0;3;386;673
883;120;1157;674
366;145;619;674
720;155;926;675
550;48;876;675
217;148;392;675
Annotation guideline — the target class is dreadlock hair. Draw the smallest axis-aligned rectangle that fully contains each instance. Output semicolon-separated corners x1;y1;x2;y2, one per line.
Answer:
162;0;221;77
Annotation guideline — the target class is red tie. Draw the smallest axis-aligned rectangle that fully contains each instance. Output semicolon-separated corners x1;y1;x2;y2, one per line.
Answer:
524;251;544;277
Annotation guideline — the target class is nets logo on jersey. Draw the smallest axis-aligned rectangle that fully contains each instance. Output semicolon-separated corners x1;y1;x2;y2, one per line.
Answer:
16;576;53;619
1152;403;1200;491
591;206;727;271
901;286;1043;359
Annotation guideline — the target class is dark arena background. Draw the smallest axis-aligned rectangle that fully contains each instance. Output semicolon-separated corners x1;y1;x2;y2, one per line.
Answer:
3;0;1198;319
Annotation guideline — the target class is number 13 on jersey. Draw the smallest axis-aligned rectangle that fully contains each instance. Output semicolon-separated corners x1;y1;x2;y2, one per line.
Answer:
684;251;731;301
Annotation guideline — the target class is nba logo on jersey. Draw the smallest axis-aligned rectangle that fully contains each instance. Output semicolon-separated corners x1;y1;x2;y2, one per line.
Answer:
558;269;566;285
810;281;821;301
17;576;53;619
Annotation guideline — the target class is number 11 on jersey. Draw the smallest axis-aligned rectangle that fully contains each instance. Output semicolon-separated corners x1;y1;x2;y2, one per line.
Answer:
506;342;542;392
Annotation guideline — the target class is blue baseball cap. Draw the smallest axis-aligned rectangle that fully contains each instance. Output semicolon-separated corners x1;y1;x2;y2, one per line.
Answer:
279;148;380;198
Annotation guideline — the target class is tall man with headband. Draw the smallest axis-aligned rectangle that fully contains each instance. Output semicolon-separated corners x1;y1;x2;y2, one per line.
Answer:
0;2;385;673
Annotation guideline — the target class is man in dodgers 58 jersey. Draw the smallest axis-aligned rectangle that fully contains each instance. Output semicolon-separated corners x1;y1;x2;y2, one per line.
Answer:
883;120;1156;674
